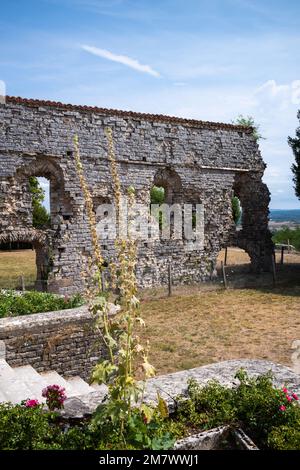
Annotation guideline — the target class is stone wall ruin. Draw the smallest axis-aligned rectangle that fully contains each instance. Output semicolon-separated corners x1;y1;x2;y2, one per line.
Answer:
0;96;273;294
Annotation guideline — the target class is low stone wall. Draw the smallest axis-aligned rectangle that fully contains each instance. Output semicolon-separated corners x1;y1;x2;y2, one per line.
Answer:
61;359;300;419
0;307;103;380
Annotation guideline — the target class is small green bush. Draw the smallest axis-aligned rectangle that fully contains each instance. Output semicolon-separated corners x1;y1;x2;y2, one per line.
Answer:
173;369;300;449
0;403;61;450
0;290;84;317
272;227;300;251
268;424;300;450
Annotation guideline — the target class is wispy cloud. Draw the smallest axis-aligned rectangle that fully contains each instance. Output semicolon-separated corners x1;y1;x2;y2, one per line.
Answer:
81;44;160;77
255;79;300;106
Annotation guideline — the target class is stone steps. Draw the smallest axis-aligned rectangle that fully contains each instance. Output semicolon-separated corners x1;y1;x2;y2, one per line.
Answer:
0;359;98;404
0;359;32;404
13;365;49;402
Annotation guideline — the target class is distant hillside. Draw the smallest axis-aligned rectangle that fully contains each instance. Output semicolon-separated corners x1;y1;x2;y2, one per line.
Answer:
269;209;300;223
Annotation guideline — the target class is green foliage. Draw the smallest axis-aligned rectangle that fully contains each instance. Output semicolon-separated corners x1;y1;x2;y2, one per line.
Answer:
268;424;300;450
233;115;264;141
172;369;300;449
232;196;241;225
91;405;175;450
0;403;60;450
28;177;50;229
288;110;300;200
32;204;51;229
176;379;235;431
150;185;165;204
272;227;300;251
0;290;84;318
1;370;299;450
232;369;297;447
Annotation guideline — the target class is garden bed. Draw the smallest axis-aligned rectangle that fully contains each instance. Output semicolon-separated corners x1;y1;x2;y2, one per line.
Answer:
1;365;299;450
0;290;84;318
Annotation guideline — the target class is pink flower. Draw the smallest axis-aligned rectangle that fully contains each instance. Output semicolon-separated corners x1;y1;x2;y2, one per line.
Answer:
42;384;67;411
25;399;40;408
280;405;286;411
282;387;288;394
286;395;292;402
292;393;299;401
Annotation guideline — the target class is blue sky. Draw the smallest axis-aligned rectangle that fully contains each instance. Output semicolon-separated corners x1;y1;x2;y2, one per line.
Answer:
1;0;300;209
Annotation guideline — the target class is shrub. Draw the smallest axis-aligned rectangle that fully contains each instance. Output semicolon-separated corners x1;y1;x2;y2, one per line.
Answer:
0;290;84;317
172;369;300;449
272;227;300;251
268;424;300;450
0;402;61;450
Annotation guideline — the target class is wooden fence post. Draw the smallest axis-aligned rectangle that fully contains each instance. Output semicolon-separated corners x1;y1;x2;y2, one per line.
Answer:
19;275;25;292
221;261;228;289
280;246;284;265
168;262;172;297
271;253;277;287
224;247;228;266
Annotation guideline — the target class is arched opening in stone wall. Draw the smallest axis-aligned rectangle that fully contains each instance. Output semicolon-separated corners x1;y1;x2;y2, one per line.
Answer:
0;231;49;291
223;172;273;275
152;168;182;204
216;176;251;280
29;176;51;230
0;157;73;291
150;168;184;240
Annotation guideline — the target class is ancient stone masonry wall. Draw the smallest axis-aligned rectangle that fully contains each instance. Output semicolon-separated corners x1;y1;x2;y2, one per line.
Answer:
0;97;273;293
0;307;103;380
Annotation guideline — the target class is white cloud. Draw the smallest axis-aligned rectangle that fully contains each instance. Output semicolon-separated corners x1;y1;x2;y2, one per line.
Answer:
255;79;300;106
81;44;160;78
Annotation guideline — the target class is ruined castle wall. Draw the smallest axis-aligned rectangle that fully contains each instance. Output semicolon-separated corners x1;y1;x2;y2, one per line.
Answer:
0;98;272;293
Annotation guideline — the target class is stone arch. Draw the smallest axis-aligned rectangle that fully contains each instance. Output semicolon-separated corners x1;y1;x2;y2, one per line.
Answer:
230;172;273;272
152;167;183;204
13;156;73;226
0;228;50;291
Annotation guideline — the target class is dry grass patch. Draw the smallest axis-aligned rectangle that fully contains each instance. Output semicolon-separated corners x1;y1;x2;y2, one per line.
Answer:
139;286;300;375
217;247;300;266
0;250;36;289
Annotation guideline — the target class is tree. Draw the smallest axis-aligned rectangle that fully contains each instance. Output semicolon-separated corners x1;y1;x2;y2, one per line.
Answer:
288;110;300;200
233;115;264;141
150;185;165;204
28;177;50;229
232;196;241;225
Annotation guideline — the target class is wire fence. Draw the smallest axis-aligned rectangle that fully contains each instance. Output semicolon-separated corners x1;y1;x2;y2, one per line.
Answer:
0;276;48;291
1;248;300;295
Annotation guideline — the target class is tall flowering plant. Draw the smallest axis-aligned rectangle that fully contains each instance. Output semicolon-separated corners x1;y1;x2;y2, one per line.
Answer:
73;130;165;446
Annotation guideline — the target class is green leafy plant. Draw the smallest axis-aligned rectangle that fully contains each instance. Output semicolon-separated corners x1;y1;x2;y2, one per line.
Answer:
28;176;50;229
0;290;84;317
0;402;60;450
288;110;300;200
233;115;264;141
232;196;242;225
272;227;300;251
150;186;165;204
172;369;300;449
